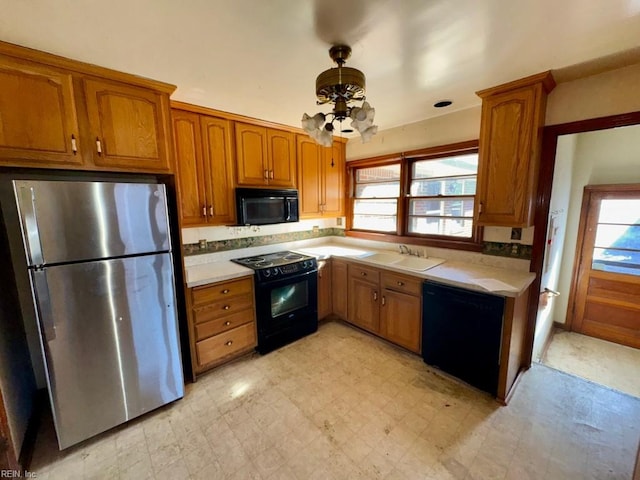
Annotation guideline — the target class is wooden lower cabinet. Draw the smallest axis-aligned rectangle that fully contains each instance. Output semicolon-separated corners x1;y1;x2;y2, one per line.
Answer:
331;259;348;319
344;262;422;353
318;259;332;319
188;276;257;376
380;289;421;354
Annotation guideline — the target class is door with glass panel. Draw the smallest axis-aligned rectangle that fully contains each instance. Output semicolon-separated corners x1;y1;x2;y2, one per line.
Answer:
569;185;640;348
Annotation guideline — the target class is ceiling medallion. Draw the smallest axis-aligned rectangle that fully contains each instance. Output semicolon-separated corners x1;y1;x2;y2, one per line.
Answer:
302;45;378;147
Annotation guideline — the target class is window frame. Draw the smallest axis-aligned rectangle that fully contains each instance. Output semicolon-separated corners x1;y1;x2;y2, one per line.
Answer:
346;140;482;252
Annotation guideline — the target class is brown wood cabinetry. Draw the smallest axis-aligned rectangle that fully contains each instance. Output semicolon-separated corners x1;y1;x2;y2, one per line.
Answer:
475;71;555;227
318;259;332;319
331;258;348;319
187;276;257;377
171;107;235;226
0;41;175;172
235;122;296;187
380;272;422;353
83;78;172;171
296;135;345;218
0;57;82;166
345;262;422;353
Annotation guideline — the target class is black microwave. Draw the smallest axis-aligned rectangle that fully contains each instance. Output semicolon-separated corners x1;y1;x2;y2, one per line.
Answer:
235;188;299;225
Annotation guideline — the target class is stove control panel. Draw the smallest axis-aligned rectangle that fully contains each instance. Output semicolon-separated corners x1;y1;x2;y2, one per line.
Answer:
257;258;317;282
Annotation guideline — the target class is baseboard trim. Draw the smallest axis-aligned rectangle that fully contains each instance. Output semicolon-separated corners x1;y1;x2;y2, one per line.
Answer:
19;389;46;470
553;321;569;331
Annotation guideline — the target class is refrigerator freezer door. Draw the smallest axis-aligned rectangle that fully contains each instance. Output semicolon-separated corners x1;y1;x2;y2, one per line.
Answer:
14;180;170;266
32;253;184;449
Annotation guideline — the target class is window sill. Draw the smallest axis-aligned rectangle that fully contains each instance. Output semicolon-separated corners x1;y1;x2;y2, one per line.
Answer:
345;230;483;252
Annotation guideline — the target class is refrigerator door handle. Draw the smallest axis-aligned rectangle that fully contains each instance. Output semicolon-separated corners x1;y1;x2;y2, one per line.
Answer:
16;186;45;266
31;270;56;341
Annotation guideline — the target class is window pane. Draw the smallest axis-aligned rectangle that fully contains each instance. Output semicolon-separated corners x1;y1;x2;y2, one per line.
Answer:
356;165;400;183
412;154;478;179
410;177;476;196
595;225;640;249
354;199;397;215
592;247;640;276
353;215;397;232
599;199;640;224
408;216;473;237
355;182;400;198
409;198;474;217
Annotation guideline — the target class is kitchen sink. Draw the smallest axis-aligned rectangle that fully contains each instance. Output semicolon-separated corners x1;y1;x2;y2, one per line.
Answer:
363;252;445;271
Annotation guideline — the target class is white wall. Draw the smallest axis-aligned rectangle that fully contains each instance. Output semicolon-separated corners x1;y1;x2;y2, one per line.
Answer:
555;125;640;327
531;135;576;361
546;62;640;126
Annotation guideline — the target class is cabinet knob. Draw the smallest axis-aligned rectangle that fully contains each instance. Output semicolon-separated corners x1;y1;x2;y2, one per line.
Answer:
269;170;274;179
397;281;404;286
225;340;233;346
96;137;102;156
382;296;386;306
222;289;230;294
224;321;231;326
209;205;214;216
202;206;207;217
264;169;269;179
71;134;77;155
223;305;230;310
373;291;378;301
360;272;367;276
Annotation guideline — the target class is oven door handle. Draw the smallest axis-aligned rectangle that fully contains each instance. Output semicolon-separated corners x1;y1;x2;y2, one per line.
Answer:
258;268;317;287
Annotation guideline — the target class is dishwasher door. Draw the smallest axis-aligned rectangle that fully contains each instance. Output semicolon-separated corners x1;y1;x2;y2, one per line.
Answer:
422;281;504;395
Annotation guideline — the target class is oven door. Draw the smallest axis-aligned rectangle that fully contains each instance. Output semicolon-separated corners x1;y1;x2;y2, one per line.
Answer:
254;269;318;344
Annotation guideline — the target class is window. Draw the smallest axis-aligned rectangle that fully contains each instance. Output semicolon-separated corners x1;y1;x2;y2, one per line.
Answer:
408;154;478;238
347;141;481;250
352;164;400;232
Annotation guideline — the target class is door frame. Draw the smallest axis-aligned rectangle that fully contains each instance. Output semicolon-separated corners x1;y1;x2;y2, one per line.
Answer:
523;110;640;367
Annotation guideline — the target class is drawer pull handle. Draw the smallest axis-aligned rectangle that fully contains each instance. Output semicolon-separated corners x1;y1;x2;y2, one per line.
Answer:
96;137;102;155
71;134;77;154
223;305;230;310
397;281;404;286
361;272;367;276
224;321;231;326
373;291;378;301
222;289;230;294
382;296;386;306
226;340;233;346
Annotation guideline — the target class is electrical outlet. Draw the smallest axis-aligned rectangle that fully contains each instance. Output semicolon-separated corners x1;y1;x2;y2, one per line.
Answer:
336;217;343;226
312;225;319;234
511;228;522;241
198;239;207;250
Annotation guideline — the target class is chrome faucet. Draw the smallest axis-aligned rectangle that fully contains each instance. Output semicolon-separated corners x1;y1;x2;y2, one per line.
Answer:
399;244;410;255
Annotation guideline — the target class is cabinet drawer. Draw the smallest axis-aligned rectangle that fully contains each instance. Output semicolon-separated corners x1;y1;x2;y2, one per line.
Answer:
195;308;255;341
192;293;254;324
196;322;256;367
192;276;253;306
348;264;380;284
381;272;421;296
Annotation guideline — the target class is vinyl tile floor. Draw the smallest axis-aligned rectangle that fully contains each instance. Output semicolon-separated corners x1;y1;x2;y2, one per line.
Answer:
29;320;640;479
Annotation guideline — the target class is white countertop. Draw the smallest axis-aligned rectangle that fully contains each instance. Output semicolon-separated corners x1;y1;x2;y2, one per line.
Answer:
185;261;254;288
184;242;536;297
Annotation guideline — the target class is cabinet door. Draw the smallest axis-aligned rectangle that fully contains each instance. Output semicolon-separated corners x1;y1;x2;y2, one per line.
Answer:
83;78;171;171
0;58;82;166
267;129;296;187
235;123;268;186
322;142;345;216
172;109;208;226
318;260;332;319
476;86;537;226
331;259;348;319
380;289;421;353
201;115;235;224
296;135;322;217
347;276;379;333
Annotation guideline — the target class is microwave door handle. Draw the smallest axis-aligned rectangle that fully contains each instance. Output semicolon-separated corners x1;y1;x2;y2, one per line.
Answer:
285;199;291;221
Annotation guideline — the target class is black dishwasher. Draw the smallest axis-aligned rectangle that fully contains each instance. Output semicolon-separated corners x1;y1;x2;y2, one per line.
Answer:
422;281;504;395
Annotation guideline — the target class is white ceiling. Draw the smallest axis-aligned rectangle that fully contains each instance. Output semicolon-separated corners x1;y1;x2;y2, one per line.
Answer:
1;0;639;131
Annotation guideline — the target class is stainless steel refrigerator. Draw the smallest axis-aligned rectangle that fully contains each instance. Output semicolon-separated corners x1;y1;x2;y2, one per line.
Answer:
13;180;184;449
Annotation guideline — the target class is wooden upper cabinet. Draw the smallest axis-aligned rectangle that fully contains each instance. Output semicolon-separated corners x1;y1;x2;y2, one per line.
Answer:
235;122;296;187
0;57;82;166
296;135;345;218
84;78;171;171
475;71;555;227
267;129;296;187
172;107;235;226
235;123;268;185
